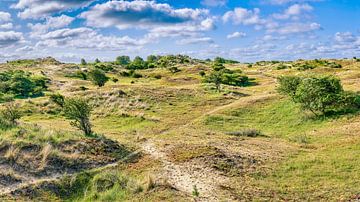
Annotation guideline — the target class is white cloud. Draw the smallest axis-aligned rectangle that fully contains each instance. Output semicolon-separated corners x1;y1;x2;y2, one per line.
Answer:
0;23;13;30
0;31;24;47
267;22;321;35
0;12;11;22
227;32;246;39
28;15;74;37
80;0;210;29
334;32;357;43
35;27;147;50
273;4;313;20
177;37;213;45
201;0;227;7
267;0;322;5
13;0;94;19
223;7;266;26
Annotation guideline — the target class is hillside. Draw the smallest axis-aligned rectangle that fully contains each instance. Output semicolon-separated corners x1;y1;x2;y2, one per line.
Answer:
0;56;359;201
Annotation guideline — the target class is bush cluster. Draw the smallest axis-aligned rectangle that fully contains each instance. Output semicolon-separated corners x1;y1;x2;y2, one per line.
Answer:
204;63;249;91
0;70;49;100
278;75;360;115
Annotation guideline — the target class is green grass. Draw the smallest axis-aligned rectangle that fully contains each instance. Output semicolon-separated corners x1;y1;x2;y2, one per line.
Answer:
249;137;360;200
204;99;335;139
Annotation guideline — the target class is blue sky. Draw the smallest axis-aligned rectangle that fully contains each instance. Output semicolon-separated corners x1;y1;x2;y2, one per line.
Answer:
0;0;359;63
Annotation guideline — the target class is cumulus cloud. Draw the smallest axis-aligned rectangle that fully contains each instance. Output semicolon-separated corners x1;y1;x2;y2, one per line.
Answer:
36;27;147;50
0;31;24;47
267;0;322;5
334;32;357;43
273;4;313;20
12;0;94;19
0;23;13;30
28;15;74;37
227;32;246;39
177;37;213;45
201;0;227;7
267;22;321;35
223;7;266;26
80;0;210;29
0;12;11;22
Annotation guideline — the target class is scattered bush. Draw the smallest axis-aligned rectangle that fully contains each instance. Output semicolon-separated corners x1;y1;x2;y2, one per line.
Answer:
88;69;109;87
50;93;65;107
169;66;180;73
63;97;93;136
226;129;262;137
199;70;206;77
204;63;249;91
0;102;22;127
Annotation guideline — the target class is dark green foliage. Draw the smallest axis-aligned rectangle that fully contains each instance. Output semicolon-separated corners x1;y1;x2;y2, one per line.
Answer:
147;55;158;63
0;70;48;98
50;93;65;107
88;69;109;87
116;56;131;66
204;64;249;91
126;56;147;70
295;76;343;114
277;76;302;98
297;63;316;71
65;70;87;80
119;70;142;78
81;59;87;65
112;77;119;83
169;66;180;73
278;75;360;115
226;129;262;137
95;63;114;72
63;97;93;136
199;70;206;77
95;58;101;63
214;57;239;64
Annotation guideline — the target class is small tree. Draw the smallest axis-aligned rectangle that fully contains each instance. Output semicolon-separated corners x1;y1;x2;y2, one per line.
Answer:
81;58;87;65
95;58;101;63
0;102;22;126
205;70;223;91
294;76;343;114
63;97;93;136
50;93;65;107
277;76;302;100
88;69;109;87
116;56;131;65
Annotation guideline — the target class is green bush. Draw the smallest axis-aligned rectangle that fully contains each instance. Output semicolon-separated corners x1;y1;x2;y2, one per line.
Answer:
204;64;249;91
63;97;93;136
0;70;48;98
278;75;360;115
0;102;22;127
88;69;109;87
50;93;65;107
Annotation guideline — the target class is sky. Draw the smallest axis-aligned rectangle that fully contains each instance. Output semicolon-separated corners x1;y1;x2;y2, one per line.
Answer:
0;0;359;63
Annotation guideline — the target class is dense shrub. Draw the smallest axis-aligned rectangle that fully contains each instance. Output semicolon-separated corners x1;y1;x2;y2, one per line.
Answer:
204;64;249;91
115;56;131;66
278;75;360;115
65;70;87;80
0;70;48;98
88;69;109;87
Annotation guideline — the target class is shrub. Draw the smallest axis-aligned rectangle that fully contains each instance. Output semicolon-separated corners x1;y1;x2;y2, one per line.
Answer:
226;129;262;137
169;66;180;73
63;97;93;136
204;64;249;91
112;77;119;83
277;76;302;99
50;93;65;107
81;58;87;65
115;56;131;66
278;75;359;115
199;70;206;77
0;102;22;126
294;76;342;114
88;69;109;87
